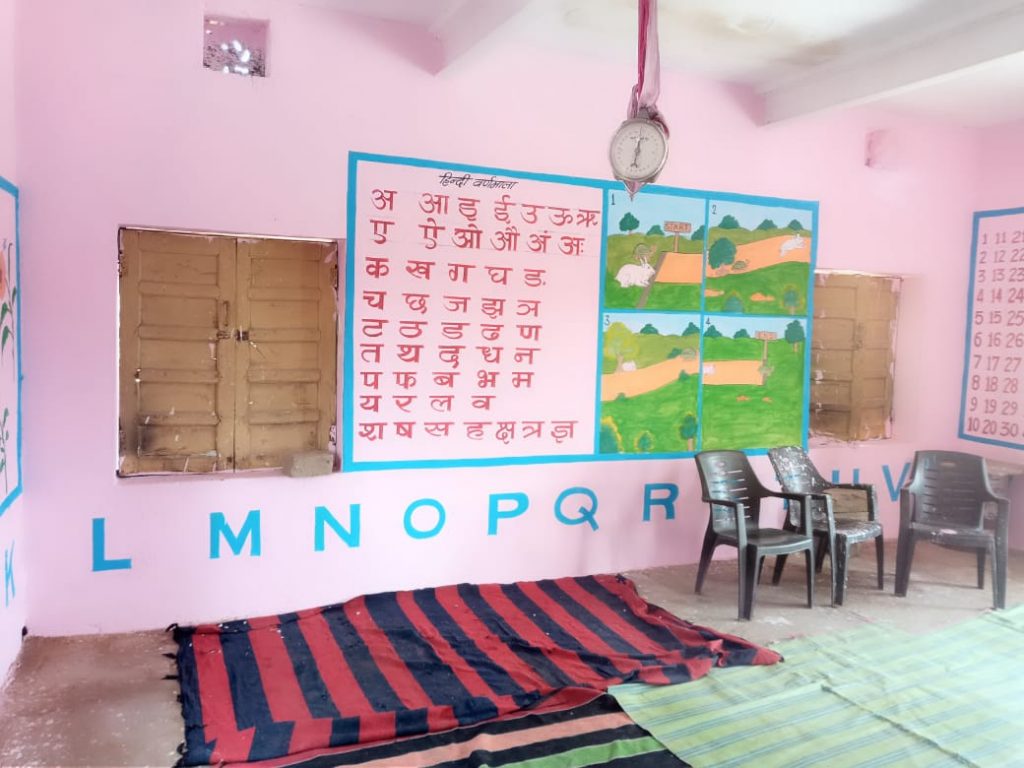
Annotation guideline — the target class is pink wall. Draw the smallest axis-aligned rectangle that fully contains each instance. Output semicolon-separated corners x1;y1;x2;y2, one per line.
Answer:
0;0;26;680
974;119;1024;547
15;0;988;636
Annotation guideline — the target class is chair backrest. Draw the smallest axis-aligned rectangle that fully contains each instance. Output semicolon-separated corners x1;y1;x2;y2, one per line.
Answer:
905;450;991;530
694;451;769;532
768;445;830;524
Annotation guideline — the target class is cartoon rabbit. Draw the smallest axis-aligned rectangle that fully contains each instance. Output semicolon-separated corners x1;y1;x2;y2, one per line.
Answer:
779;233;804;257
615;254;656;288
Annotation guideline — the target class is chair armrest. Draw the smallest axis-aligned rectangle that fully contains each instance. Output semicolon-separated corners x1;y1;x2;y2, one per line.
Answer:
765;491;825;536
705;497;747;547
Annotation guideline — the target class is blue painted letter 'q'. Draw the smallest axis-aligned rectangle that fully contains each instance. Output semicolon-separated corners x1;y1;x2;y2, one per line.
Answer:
555;487;598;531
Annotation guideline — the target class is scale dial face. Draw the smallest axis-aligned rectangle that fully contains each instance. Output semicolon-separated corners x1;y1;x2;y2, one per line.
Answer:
609;118;668;183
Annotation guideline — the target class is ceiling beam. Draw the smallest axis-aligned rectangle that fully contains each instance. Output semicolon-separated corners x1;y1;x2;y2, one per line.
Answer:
760;1;1024;124
429;0;529;72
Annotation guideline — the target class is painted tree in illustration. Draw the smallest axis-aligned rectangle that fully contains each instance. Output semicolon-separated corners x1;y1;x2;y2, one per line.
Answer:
708;238;737;273
734;328;750;339
635;431;655;453
646;225;664;236
679;413;698;451
619;212;640;234
600;417;623;453
783;286;801;314
719;215;740;229
683;321;700;336
690;225;705;241
785;319;806;351
605;322;639;371
724;293;744;313
788;219;804;231
756;219;777;230
640;323;660;335
704;324;722;338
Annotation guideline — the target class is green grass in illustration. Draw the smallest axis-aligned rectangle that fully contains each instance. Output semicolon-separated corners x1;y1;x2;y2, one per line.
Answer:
601;330;699;374
600;377;700;454
704;262;811;315
642;283;703;310
702;336;763;361
700;339;806;451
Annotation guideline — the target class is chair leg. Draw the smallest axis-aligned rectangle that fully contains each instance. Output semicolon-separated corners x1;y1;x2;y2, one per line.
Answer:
976;550;986;589
993;540;1007;610
895;532;915;597
834;537;848;606
771;554;788;585
743;548;759;620
695;527;717;594
736;544;748;621
815;537;828;574
804;546;815;609
874;535;885;590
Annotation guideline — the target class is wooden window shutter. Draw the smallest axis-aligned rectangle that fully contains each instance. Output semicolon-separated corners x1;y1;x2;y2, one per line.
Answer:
118;230;237;474
233;239;337;469
810;272;900;441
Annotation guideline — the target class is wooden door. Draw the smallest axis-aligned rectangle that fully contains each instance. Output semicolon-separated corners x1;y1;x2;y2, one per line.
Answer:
811;273;899;441
118;230;236;474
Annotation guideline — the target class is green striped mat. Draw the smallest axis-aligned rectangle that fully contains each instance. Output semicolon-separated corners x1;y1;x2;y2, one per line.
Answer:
611;606;1024;767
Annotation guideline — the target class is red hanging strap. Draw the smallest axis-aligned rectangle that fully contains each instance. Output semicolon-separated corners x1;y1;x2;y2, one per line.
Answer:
628;0;668;136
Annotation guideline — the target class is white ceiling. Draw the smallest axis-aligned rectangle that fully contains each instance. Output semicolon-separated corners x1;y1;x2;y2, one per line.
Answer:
301;0;1024;127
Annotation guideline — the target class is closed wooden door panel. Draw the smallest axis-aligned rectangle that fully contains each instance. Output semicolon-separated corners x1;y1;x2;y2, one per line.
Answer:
235;239;336;469
119;229;236;474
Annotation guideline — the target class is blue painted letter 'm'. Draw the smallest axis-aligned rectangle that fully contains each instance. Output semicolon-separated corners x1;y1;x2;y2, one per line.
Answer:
488;493;529;535
315;505;361;551
210;510;261;559
404;499;446;539
92;518;132;572
643;483;679;521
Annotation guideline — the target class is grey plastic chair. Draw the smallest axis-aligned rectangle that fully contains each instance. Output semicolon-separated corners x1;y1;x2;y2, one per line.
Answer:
895;450;1009;609
694;450;825;620
768;445;883;605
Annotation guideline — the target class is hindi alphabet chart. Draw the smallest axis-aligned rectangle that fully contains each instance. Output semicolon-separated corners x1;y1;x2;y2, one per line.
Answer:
960;207;1024;450
346;156;603;468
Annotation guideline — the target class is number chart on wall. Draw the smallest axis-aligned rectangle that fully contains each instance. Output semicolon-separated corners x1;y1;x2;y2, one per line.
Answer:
0;177;20;513
960;207;1024;449
345;153;816;470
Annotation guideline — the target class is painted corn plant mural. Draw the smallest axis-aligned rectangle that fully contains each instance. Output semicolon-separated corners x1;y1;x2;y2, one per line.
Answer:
0;177;20;513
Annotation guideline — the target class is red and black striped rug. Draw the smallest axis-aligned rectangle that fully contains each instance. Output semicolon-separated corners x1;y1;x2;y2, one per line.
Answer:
174;574;779;765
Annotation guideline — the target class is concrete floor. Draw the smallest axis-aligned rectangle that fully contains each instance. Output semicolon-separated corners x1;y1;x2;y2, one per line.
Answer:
0;542;1020;767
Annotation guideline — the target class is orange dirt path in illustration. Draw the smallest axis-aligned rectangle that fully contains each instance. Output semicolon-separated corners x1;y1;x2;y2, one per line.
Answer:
601;358;764;401
655;235;813;285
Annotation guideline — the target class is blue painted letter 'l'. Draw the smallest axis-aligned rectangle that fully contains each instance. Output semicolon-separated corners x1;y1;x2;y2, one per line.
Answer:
92;518;132;572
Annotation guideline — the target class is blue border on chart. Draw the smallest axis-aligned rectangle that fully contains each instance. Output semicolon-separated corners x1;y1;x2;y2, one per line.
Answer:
343;151;818;471
958;206;1024;451
0;175;22;517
